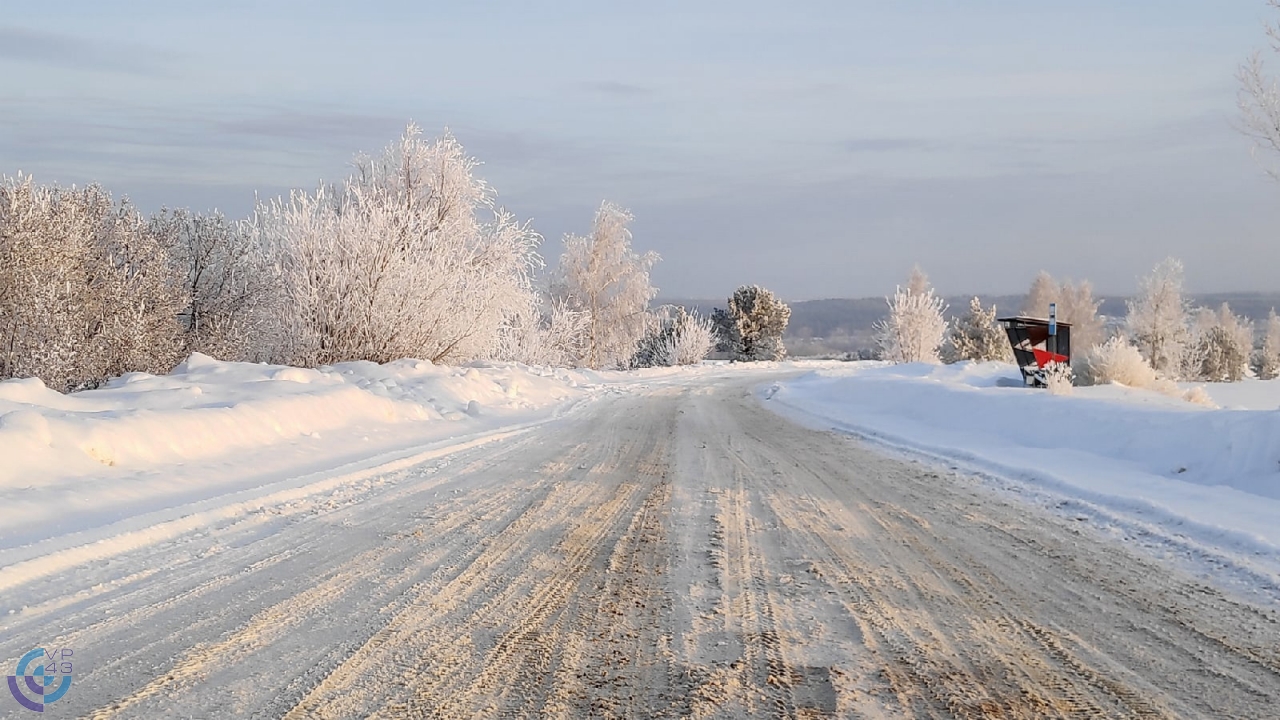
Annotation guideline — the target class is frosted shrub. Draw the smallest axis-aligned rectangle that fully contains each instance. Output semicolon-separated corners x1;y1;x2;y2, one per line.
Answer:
1182;385;1218;408
670;311;715;365
493;296;590;368
1044;362;1074;396
630;307;714;368
1081;337;1216;406
1079;337;1158;388
0;175;184;391
151;208;272;361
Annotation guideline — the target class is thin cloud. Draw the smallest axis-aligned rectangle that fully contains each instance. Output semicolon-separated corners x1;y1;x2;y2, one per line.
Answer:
581;81;655;97
843;138;934;153
213;110;407;146
0;25;177;76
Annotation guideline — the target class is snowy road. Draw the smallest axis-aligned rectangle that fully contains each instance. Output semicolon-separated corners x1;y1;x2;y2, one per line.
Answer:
4;375;1280;718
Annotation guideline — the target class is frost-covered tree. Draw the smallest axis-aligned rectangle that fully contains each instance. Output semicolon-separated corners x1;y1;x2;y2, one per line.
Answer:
0;175;184;391
1021;271;1105;351
630;306;715;368
1126;258;1189;379
553;201;659;369
947;297;1011;363
906;265;931;296
1059;281;1105;352
1239;2;1280;179
1258;308;1280;380
1188;303;1253;382
709;307;737;354
717;285;791;361
876;268;948;364
1021;271;1058;318
151;208;271;361
253;125;542;366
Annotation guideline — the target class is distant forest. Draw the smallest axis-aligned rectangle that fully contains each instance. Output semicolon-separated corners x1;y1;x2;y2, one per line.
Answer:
659;293;1280;357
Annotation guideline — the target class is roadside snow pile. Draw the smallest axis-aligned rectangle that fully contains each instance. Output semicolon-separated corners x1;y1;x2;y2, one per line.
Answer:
0;354;592;487
767;361;1280;554
0;354;592;541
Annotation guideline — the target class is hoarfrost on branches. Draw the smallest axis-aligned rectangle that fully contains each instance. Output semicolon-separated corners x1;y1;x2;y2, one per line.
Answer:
875;267;948;364
946;296;1011;363
151;208;272;362
716;285;791;362
1043;362;1074;396
630;306;715;368
495;295;591;368
253;125;543;366
1187;303;1253;383
1078;336;1159;388
552;201;659;369
0;175;185;391
1126;258;1190;380
1258;308;1280;380
1239;1;1280;179
1020;271;1105;352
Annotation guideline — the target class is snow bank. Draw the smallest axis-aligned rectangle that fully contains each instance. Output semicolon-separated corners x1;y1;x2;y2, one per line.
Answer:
0;354;591;544
767;362;1280;556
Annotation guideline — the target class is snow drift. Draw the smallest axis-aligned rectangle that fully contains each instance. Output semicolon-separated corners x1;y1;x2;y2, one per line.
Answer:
0;354;591;545
767;362;1280;557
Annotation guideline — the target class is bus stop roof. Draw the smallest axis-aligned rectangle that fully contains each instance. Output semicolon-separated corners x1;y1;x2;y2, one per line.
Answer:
996;315;1073;327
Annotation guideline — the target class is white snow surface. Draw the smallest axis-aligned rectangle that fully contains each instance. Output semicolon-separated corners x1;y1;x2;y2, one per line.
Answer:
6;354;1280;610
765;361;1280;601
0;354;614;556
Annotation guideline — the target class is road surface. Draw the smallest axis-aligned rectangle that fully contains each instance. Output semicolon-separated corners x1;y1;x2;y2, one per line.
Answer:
3;376;1279;718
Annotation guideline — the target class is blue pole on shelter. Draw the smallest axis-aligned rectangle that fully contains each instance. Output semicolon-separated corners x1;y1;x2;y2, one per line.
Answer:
1048;302;1057;357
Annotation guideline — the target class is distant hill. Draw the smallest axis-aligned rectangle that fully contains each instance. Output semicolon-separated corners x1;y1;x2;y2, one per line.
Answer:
656;292;1280;357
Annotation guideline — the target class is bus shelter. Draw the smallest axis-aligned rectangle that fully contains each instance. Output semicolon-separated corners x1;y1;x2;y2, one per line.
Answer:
996;315;1071;388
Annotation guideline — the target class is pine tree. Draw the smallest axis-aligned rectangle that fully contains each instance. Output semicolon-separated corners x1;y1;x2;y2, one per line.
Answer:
948;297;1011;363
1186;303;1253;382
718;286;791;361
710;308;737;354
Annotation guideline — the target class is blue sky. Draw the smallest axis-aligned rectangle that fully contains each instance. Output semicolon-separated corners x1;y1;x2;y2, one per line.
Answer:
2;1;1278;300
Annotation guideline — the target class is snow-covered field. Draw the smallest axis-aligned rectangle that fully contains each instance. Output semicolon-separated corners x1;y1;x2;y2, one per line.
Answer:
765;361;1280;604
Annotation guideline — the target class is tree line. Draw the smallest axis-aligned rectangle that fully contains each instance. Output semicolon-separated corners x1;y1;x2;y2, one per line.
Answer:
873;260;1280;389
0;124;796;392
